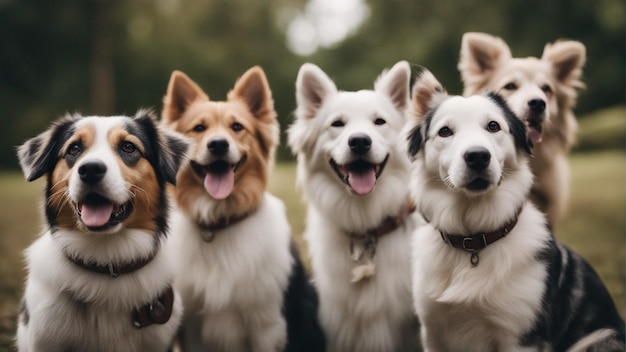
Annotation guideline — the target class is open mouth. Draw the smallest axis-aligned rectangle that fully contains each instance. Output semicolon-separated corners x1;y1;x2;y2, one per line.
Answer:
464;177;491;192
527;116;543;145
191;156;247;200
330;155;389;195
75;193;133;231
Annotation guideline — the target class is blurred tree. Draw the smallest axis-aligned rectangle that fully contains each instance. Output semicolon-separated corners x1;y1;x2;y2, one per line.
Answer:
0;0;623;169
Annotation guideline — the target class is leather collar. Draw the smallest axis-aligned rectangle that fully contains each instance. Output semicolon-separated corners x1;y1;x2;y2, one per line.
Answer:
439;206;523;266
198;209;257;243
349;201;416;239
66;240;159;278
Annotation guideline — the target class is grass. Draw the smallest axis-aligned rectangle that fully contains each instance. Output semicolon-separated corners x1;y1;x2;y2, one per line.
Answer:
0;151;623;350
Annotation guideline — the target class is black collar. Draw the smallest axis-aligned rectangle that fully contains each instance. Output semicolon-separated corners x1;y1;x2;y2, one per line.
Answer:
437;206;523;266
198;209;257;242
349;201;416;239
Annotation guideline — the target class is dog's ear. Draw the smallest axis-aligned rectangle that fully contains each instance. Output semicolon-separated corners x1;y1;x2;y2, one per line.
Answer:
159;129;191;185
295;63;338;120
374;60;411;113
541;40;586;88
229;66;276;123
162;70;209;125
411;70;446;120
458;32;512;94
17;114;79;182
135;109;191;185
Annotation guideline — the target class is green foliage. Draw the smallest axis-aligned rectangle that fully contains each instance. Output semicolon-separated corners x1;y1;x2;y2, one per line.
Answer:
575;106;625;151
0;0;623;168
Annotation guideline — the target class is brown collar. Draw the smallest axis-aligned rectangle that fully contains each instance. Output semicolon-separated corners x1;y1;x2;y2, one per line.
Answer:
132;285;175;329
439;206;523;266
198;209;257;242
67;244;159;278
349;201;416;239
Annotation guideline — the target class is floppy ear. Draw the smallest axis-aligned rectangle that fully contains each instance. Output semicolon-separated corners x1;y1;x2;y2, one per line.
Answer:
411;70;446;120
228;66;276;123
374;60;411;113
541;40;586;88
159;129;191;185
17;114;79;182
162;70;209;124
407;70;447;158
458;32;512;94
295;63;338;121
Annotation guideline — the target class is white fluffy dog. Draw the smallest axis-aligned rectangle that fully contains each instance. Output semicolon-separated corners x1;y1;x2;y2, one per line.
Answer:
289;61;422;352
406;71;624;352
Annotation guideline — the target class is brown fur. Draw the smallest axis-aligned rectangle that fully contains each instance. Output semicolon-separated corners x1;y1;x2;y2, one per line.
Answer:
161;67;278;223
48;123;162;233
458;32;586;226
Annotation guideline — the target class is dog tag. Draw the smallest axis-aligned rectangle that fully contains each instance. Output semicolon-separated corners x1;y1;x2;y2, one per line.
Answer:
349;241;365;262
351;259;376;283
201;229;216;243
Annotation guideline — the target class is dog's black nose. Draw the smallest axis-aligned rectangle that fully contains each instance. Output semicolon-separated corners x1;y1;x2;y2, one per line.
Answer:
349;133;371;155
78;161;107;184
208;138;229;156
464;147;491;171
528;98;546;114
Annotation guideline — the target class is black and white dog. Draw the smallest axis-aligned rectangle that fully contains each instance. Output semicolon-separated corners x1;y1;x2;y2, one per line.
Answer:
406;71;624;352
16;111;188;352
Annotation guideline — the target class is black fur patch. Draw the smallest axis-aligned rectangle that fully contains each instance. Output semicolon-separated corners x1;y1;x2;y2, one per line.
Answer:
282;243;326;352
407;106;437;157
486;93;532;155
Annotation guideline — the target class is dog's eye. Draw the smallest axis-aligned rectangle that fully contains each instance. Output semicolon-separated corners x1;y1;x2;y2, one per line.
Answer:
66;142;83;156
193;124;206;132
231;122;244;132
120;141;137;154
503;82;517;90
487;121;501;133
331;120;345;128
541;84;552;94
438;127;453;137
374;118;386;126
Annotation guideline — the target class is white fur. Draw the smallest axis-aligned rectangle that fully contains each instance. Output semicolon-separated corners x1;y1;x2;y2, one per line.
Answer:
408;94;551;351
166;193;293;352
289;61;422;352
17;231;182;352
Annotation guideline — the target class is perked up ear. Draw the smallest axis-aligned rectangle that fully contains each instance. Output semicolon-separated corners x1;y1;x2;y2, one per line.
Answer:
228;66;276;123
458;32;512;94
295;63;338;120
162;70;209;124
374;60;411;113
411;70;446;121
541;40;586;87
17;113;80;182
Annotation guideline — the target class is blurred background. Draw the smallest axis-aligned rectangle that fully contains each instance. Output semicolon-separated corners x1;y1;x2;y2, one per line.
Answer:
0;0;623;162
0;0;624;350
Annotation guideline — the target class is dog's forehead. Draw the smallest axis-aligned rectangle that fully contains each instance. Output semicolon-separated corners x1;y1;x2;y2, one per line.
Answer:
497;59;551;82
324;90;392;119
436;96;503;120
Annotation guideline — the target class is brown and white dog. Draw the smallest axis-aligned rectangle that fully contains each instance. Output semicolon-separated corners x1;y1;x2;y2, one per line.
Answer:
458;32;586;226
162;67;324;352
16;110;188;352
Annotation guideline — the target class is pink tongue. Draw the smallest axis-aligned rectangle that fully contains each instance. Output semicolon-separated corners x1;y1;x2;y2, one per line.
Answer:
529;128;543;144
204;169;235;199
348;169;377;195
80;203;114;228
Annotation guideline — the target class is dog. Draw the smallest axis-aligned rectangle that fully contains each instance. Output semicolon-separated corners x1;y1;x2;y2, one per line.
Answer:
288;61;422;352
458;32;586;226
406;70;624;352
161;67;324;352
16;110;188;352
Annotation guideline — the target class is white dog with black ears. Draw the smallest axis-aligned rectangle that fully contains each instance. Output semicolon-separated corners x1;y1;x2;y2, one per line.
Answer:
406;71;624;352
289;61;422;352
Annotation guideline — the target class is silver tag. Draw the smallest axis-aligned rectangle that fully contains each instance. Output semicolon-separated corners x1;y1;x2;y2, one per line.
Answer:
201;229;216;243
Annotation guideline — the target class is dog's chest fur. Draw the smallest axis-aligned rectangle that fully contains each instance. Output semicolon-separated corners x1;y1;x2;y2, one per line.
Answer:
412;207;550;351
306;207;421;352
167;193;292;350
